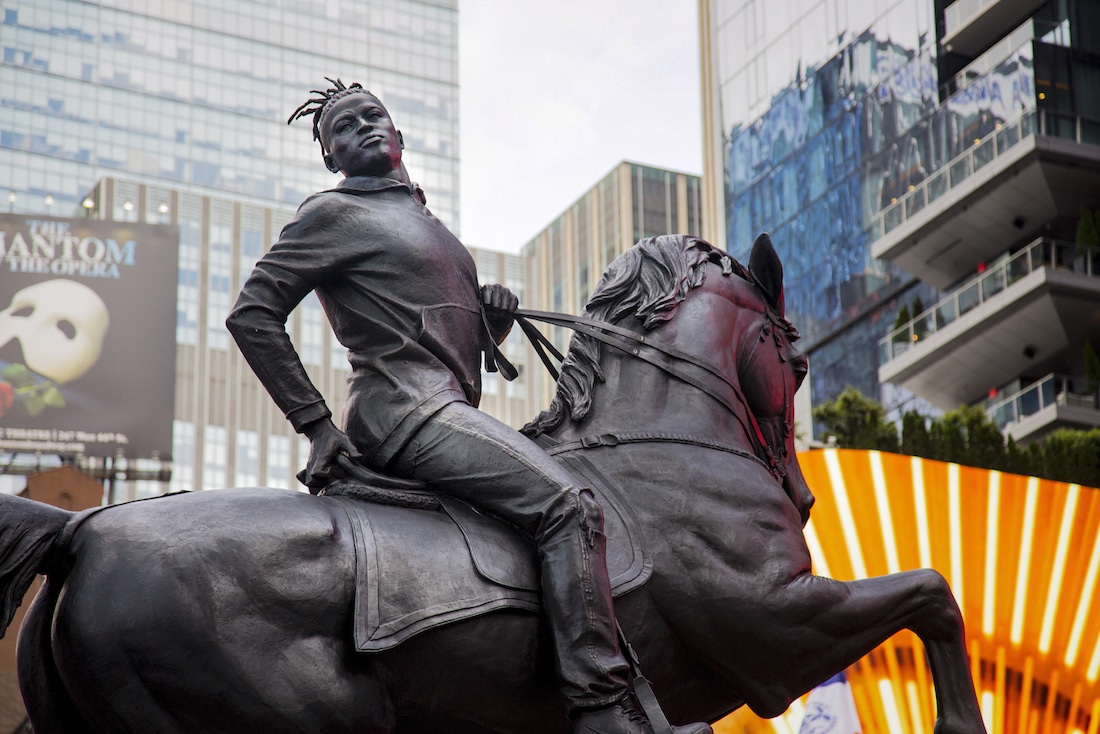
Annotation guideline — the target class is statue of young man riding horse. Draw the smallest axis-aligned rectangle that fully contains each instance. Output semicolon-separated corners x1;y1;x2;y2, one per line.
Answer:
225;79;711;734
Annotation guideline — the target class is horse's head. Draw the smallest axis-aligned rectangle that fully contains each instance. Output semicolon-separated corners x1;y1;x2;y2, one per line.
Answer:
523;233;814;524
735;234;814;524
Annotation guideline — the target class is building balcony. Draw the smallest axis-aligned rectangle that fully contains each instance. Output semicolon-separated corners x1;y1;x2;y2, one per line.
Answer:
942;0;1048;57
878;237;1100;410
869;108;1100;290
987;373;1100;443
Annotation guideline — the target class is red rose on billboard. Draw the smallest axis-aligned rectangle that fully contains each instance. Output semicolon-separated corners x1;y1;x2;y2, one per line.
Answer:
0;381;13;418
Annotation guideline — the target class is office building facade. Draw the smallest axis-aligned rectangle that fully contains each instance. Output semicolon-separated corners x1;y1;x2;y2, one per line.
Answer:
519;161;703;408
0;0;464;498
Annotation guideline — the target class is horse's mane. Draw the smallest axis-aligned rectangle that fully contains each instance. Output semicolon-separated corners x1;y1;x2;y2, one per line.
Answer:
522;234;749;437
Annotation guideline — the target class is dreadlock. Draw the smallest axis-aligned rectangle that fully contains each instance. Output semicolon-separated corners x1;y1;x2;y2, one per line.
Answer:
288;77;373;155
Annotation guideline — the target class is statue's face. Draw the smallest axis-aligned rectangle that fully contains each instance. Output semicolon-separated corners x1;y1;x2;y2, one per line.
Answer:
320;93;403;179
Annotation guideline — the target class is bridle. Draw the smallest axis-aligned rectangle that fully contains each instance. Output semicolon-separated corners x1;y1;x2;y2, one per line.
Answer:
497;296;791;483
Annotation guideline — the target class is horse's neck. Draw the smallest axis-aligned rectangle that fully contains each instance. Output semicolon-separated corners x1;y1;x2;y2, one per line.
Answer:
548;349;754;448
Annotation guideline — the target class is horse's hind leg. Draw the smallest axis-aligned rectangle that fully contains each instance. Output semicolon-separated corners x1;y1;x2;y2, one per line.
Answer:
746;569;984;733
16;579;95;734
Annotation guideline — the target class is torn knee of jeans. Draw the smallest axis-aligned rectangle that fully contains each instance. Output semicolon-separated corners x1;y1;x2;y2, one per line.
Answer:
575;488;605;548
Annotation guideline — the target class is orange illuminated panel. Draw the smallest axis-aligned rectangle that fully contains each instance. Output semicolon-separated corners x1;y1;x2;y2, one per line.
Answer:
714;449;1100;734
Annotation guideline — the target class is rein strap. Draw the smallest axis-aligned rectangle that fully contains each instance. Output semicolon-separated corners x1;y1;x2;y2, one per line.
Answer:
515;308;783;480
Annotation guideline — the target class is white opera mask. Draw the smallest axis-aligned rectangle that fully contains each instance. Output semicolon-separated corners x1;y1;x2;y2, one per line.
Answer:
0;279;110;384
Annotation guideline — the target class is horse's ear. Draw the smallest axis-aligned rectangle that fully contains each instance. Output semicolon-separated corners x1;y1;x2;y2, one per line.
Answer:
749;232;784;314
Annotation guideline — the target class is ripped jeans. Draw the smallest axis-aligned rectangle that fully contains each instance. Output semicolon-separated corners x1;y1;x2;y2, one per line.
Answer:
389;401;630;712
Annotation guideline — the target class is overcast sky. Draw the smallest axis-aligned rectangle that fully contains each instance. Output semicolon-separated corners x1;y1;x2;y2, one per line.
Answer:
457;1;704;253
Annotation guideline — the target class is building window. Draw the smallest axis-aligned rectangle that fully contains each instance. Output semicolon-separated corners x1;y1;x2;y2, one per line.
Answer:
207;201;233;351
202;425;227;490
176;195;201;345
236;429;259;487
171;420;195;493
267;434;290;490
297;292;324;366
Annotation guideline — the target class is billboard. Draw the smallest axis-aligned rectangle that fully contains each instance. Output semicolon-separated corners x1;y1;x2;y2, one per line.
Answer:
0;214;178;459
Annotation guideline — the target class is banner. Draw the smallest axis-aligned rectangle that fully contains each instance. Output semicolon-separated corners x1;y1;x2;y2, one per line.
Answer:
0;214;178;459
799;671;862;734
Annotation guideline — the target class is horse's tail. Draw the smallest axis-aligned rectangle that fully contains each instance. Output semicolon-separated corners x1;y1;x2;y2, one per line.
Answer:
0;493;75;638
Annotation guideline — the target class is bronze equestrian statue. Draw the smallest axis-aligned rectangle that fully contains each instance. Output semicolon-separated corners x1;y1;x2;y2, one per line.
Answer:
0;83;987;734
226;79;708;734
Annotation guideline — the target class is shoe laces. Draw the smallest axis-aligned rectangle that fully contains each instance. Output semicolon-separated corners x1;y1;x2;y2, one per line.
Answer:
619;698;651;726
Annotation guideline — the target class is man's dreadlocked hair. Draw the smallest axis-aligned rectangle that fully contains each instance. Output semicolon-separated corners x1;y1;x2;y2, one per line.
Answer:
288;77;374;155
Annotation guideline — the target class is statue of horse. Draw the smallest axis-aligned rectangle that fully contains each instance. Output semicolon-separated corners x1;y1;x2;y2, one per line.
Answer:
0;234;985;733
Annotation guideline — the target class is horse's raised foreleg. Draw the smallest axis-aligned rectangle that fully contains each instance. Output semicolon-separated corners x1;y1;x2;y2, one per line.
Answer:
731;568;984;733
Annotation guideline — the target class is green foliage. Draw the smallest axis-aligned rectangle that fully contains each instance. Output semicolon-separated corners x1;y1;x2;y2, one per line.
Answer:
1085;341;1100;393
812;387;898;452
911;297;927;339
926;408;968;464
900;410;931;457
1033;429;1100;487
892;304;911;343
0;362;66;416
1077;207;1100;251
816;386;1100;487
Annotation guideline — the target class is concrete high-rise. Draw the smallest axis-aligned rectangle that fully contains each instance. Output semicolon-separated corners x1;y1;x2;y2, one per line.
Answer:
700;0;1100;439
520;161;703;409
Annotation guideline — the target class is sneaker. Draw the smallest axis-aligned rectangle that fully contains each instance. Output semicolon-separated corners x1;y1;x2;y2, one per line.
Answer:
573;699;712;734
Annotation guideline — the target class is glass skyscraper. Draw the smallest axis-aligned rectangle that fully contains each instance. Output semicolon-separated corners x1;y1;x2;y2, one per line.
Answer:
702;0;1100;432
0;0;459;497
0;0;458;225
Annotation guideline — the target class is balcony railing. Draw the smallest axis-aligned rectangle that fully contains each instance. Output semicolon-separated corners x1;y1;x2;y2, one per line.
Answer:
944;0;992;38
878;236;1100;365
987;373;1100;431
868;109;1100;244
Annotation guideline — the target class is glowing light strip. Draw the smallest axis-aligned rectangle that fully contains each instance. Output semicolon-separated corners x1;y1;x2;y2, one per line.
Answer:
879;679;906;734
906;680;926;734
983;472;1002;638
785;698;806;729
824;450;867;579
1086;617;1100;681
912;457;932;568
980;690;995;733
948;462;963;608
1010;477;1040;645
870;451;900;573
803;520;833;579
1065;515;1100;667
769;718;790;734
1040;484;1079;653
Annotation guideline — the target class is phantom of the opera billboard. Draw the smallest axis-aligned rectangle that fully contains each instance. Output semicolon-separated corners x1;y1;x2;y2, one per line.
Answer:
0;214;178;459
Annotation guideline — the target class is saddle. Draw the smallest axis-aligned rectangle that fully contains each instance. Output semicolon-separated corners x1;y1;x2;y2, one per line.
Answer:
324;453;651;652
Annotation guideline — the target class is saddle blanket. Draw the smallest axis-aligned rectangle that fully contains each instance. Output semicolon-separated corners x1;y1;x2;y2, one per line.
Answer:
332;461;650;652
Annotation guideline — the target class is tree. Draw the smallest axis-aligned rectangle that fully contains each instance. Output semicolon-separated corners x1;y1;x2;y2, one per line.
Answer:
891;303;911;345
1077;206;1100;250
1085;340;1100;393
813;387;898;451
1036;429;1100;487
911;296;927;339
900;409;931;456
814;385;1100;487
